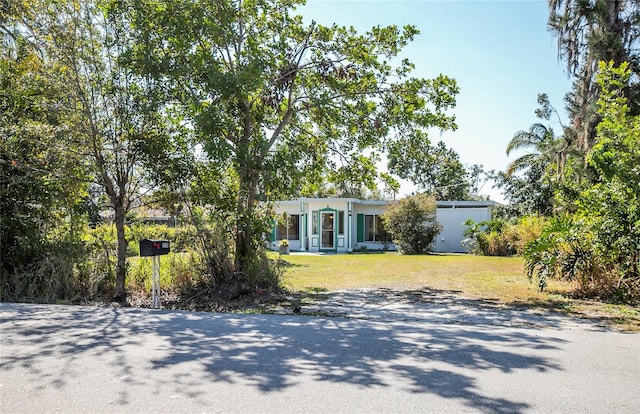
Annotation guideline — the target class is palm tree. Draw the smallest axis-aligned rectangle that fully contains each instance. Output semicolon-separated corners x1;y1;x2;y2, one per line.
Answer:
548;0;639;152
505;123;563;178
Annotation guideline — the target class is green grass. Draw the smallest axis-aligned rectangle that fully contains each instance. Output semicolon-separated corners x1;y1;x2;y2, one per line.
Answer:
280;252;568;302
279;252;640;331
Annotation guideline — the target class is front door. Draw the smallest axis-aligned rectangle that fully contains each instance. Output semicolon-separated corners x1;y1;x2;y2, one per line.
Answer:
321;211;335;250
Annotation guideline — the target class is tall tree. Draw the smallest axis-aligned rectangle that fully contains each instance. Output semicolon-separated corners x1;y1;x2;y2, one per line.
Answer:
585;61;640;284
0;31;88;284
8;0;168;301
120;0;459;275
548;0;639;152
1;18;90;299
388;137;470;200
501;93;577;216
524;62;639;301
491;167;556;217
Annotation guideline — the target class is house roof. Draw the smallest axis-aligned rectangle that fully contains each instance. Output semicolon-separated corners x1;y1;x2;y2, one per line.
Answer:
275;198;497;207
435;200;498;208
301;197;388;205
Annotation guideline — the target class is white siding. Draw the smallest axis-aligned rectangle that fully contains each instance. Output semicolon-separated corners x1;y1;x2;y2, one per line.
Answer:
305;201;351;252
271;198;496;254
434;208;491;253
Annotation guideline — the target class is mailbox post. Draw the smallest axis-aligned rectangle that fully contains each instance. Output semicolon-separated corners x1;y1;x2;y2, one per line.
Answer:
139;239;170;309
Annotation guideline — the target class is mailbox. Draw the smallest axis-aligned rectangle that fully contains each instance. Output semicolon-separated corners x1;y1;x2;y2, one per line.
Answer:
139;239;170;257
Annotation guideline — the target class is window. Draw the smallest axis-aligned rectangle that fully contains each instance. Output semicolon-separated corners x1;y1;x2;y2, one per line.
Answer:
364;214;392;242
312;210;318;234
277;215;300;240
338;211;345;235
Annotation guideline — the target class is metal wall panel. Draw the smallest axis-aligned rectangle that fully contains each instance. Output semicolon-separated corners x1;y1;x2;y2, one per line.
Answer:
434;208;491;253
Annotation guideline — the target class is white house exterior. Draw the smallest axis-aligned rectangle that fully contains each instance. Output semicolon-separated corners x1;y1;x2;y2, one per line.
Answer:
269;198;496;253
433;201;495;252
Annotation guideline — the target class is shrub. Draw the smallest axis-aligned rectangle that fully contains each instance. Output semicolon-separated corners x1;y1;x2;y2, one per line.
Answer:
81;223;202;295
464;216;546;256
523;216;639;303
505;215;547;254
187;208;283;293
524;216;601;290
382;193;442;254
1;210;89;302
1;241;88;302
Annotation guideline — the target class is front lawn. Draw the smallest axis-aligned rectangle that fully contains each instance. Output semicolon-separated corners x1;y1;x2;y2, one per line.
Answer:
279;252;640;331
281;253;564;301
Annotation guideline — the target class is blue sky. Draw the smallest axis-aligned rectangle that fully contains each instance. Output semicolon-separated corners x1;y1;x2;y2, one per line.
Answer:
297;0;573;202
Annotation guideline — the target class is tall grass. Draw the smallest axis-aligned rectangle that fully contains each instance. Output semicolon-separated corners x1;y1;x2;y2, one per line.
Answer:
464;216;546;256
127;251;205;293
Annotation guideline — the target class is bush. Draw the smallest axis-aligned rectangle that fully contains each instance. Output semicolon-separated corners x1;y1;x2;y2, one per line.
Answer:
463;216;546;256
505;215;547;254
1;209;89;302
523;216;639;303
1;240;88;302
524;217;600;290
382;193;442;254
187;208;283;293
81;223;201;295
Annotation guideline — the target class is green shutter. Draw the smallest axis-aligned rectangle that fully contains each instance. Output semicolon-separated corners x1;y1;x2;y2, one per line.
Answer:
270;220;276;241
356;214;364;243
312;210;318;234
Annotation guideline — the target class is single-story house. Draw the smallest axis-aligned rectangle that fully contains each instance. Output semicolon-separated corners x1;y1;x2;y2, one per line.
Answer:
269;198;496;253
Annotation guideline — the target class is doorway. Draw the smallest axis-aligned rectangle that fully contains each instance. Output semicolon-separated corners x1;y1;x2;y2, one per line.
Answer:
321;211;335;250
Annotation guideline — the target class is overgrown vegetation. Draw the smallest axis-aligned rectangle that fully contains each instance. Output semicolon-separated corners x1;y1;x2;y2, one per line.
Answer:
463;216;546;257
523;63;640;304
1;32;90;302
2;0;461;303
1;1;638;308
477;1;640;304
492;59;639;303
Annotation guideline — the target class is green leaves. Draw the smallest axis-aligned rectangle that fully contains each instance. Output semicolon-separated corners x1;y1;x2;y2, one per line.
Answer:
388;136;470;200
124;1;460;188
1;23;90;294
522;61;640;302
591;62;640;193
108;0;461;272
382;193;441;254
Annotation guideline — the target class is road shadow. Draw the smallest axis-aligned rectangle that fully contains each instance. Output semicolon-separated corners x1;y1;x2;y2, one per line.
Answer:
0;302;571;412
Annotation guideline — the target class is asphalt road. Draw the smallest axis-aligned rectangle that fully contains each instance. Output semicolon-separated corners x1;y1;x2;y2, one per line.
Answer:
1;302;638;413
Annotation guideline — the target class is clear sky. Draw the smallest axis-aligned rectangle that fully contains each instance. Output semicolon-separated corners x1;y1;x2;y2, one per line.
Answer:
296;0;573;202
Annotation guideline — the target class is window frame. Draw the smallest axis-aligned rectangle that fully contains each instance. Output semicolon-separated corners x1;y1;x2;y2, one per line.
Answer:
364;214;392;242
276;214;300;240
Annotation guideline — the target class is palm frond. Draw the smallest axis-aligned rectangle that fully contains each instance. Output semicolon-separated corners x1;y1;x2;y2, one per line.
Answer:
506;153;538;176
506;124;548;154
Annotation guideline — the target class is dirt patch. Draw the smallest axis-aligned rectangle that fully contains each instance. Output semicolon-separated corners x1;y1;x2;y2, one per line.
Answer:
73;286;639;332
78;286;304;314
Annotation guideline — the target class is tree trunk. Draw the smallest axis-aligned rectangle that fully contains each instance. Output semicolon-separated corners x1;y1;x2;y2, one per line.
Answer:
113;204;128;302
234;170;259;274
